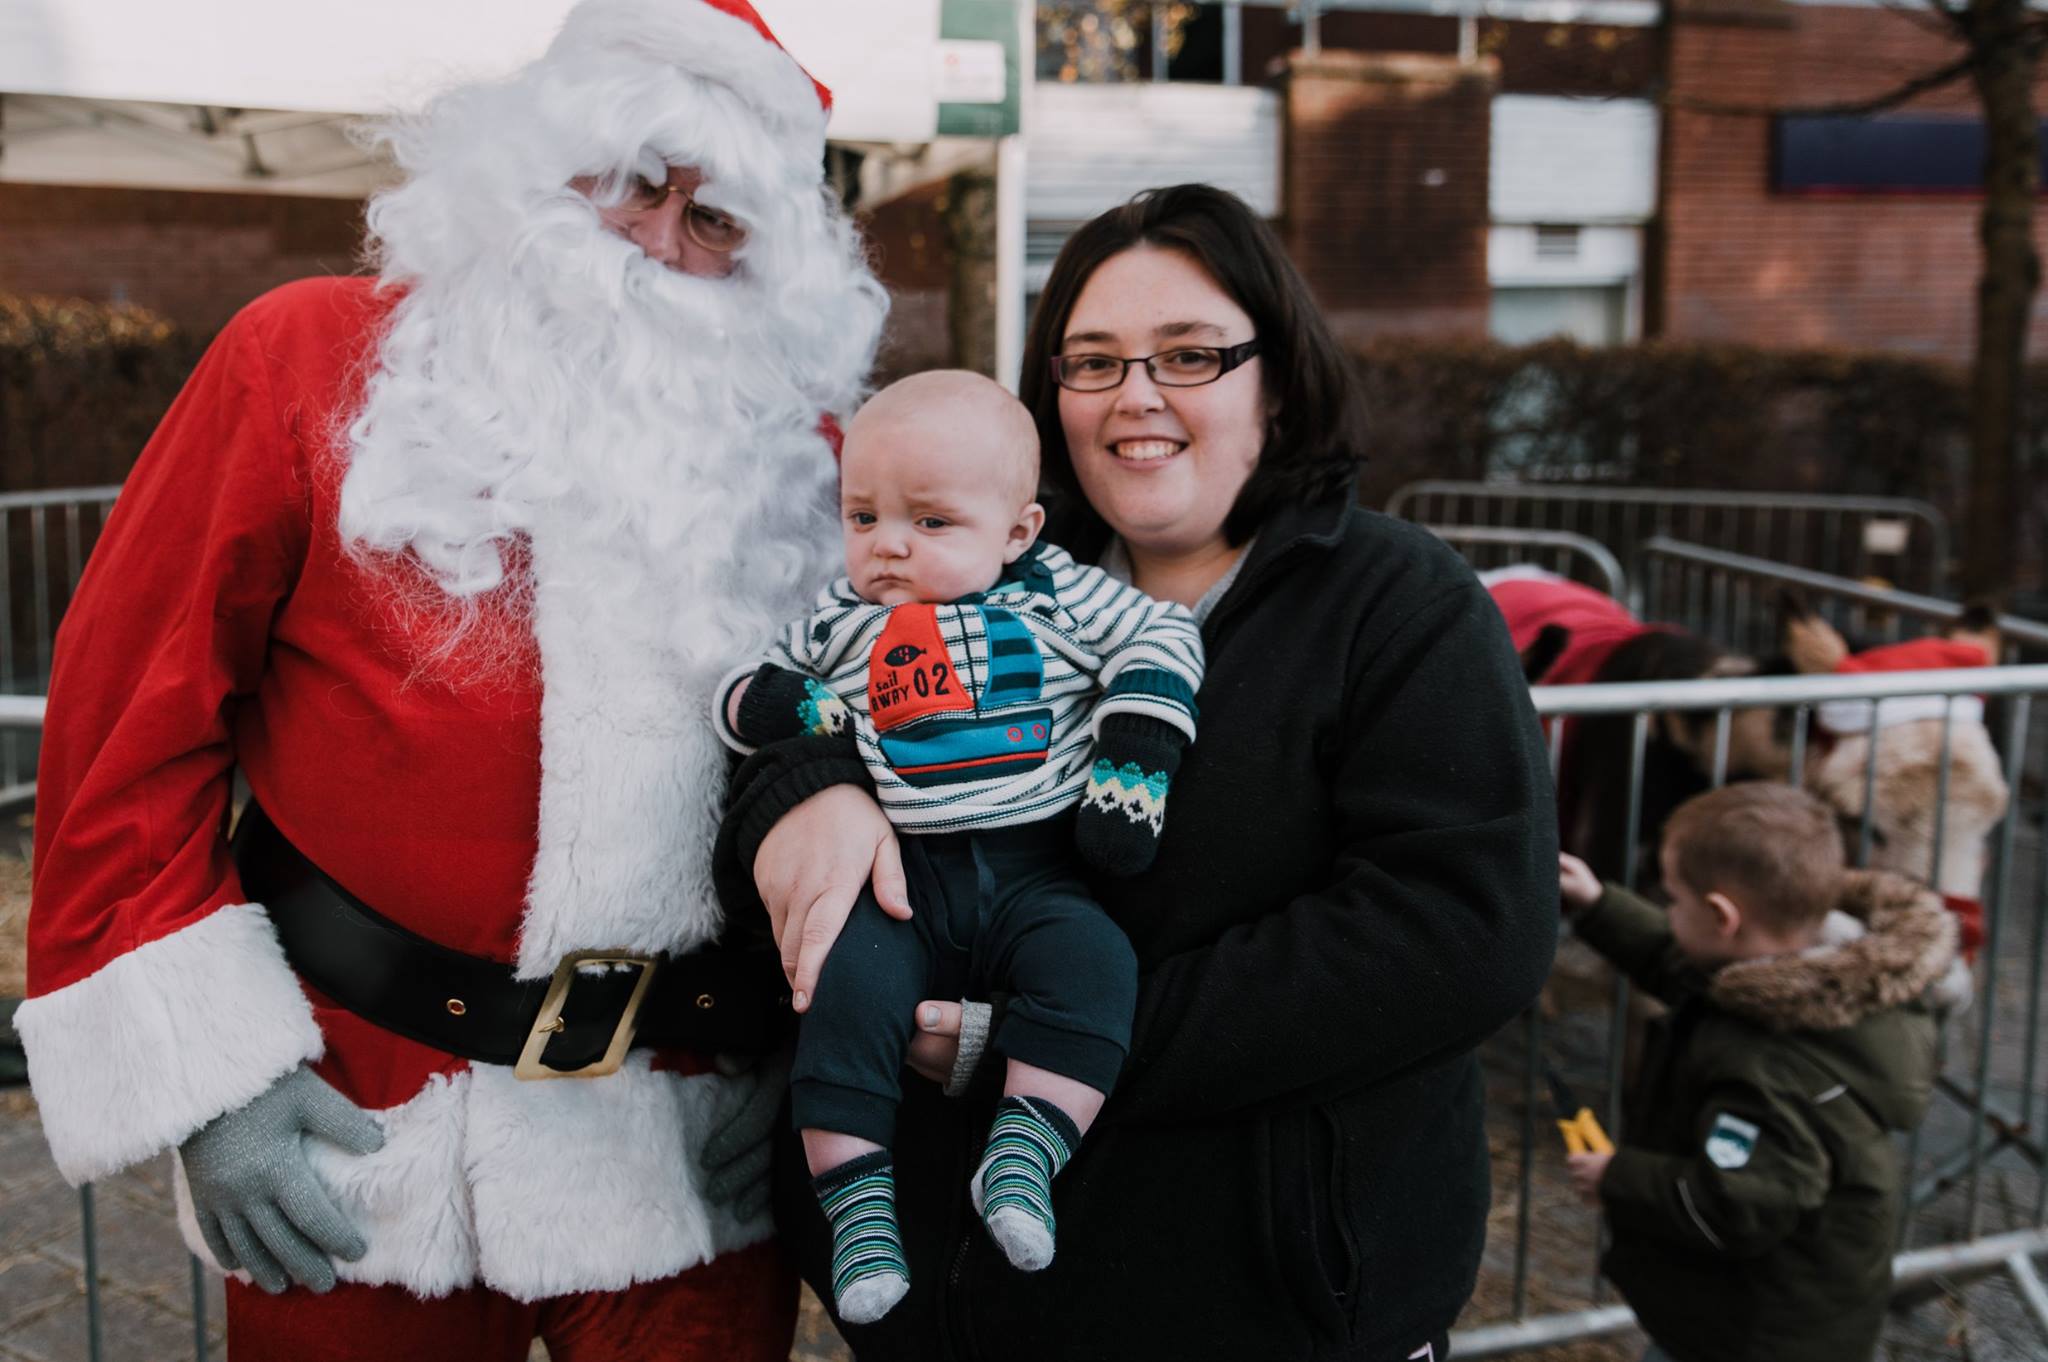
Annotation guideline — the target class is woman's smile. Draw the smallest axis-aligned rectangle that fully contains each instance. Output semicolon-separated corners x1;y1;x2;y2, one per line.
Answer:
1108;438;1186;464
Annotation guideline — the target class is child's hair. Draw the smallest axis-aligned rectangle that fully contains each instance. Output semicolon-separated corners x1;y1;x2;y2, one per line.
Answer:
1662;782;1846;934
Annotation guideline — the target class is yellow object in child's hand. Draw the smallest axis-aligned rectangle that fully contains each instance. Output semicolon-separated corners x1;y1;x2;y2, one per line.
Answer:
1557;1106;1614;1156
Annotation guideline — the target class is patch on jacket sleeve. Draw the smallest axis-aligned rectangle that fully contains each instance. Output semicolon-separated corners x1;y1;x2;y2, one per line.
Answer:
1705;1112;1762;1170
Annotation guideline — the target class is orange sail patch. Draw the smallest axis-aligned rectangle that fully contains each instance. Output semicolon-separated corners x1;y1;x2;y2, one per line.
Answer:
868;605;972;732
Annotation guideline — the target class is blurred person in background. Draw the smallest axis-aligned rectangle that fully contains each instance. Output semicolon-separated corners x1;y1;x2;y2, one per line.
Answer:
720;184;1558;1362
15;0;884;1357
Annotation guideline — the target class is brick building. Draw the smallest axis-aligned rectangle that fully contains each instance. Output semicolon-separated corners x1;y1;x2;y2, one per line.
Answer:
968;0;2041;362
0;183;365;335
1;2;2038;371
1656;0;2048;358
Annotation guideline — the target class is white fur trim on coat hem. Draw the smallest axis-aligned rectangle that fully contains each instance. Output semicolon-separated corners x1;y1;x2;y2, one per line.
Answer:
468;1058;774;1300
1818;693;1983;735
17;902;324;1185
176;1060;774;1300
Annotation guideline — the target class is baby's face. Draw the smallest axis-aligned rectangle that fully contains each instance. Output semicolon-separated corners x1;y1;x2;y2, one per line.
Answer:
841;435;1032;606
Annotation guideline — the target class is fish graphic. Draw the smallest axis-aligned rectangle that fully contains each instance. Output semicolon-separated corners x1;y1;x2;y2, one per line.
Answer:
884;644;927;667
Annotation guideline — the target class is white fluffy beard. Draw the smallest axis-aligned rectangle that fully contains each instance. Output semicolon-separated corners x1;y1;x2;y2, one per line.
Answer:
339;202;857;687
339;199;875;967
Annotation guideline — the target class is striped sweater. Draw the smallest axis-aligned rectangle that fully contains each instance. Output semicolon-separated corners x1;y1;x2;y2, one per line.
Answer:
714;542;1203;834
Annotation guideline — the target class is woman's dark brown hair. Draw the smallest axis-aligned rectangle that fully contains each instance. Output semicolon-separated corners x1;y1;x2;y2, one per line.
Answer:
1018;184;1367;547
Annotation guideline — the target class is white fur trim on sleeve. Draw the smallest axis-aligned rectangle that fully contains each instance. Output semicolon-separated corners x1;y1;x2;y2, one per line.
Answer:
17;903;323;1185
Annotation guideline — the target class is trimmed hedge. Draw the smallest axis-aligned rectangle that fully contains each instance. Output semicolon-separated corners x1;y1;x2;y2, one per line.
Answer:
3;307;2037;585
1353;336;1989;505
0;294;208;492
1348;334;2048;589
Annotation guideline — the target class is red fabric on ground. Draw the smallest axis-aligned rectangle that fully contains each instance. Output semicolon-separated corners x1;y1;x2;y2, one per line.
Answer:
224;1237;798;1362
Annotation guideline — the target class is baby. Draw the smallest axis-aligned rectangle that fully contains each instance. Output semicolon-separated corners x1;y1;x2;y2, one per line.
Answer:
715;370;1203;1323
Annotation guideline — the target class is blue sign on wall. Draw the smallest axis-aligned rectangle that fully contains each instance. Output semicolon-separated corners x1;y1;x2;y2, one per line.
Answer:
1773;113;2045;195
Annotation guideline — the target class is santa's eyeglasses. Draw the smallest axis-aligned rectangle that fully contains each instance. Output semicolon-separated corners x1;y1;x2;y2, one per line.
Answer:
616;176;748;253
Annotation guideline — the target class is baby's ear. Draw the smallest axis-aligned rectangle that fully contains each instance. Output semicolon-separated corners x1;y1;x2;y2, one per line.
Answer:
1006;502;1046;562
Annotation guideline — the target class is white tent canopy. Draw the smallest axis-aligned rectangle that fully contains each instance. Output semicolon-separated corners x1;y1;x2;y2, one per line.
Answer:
0;0;942;196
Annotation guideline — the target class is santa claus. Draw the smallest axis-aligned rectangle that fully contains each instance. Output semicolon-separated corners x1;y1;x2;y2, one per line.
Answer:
15;0;886;1355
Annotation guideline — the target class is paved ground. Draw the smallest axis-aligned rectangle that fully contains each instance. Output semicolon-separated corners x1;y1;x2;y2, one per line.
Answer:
3;810;2042;1362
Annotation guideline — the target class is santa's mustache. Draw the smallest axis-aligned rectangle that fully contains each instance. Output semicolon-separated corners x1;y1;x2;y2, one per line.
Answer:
334;212;845;686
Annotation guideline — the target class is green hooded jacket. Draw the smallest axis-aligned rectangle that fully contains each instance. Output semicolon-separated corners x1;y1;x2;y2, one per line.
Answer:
1574;870;1968;1362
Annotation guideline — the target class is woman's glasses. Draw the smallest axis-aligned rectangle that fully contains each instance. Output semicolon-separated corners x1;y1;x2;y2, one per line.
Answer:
1050;339;1260;393
617;176;748;253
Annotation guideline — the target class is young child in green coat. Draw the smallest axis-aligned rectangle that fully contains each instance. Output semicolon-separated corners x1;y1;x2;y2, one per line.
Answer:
1559;781;1969;1362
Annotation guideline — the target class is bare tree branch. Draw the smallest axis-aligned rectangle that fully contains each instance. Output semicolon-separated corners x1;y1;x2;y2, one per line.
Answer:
1880;0;1966;40
1921;0;1973;41
1664;48;1977;118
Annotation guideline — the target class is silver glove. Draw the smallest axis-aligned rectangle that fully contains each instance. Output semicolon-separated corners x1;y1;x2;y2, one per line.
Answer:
177;1064;384;1294
700;1046;791;1221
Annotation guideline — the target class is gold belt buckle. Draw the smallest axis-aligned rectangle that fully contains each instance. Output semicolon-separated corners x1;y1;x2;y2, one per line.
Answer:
513;950;659;1080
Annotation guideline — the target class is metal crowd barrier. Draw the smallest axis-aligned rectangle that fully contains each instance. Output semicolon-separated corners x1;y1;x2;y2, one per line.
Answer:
10;666;2048;1356
1425;525;1627;600
0;695;211;1362
1387;481;1951;598
1639;535;2048;664
1447;665;2048;1356
0;487;121;805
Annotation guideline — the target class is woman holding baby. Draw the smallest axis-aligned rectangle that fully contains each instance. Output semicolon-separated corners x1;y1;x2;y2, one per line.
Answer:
723;184;1557;1360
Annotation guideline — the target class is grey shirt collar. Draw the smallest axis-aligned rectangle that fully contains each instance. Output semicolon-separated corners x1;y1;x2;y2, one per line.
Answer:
1098;536;1254;626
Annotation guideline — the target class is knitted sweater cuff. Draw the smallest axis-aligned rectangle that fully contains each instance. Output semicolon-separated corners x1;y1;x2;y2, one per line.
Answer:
1095;713;1190;771
736;740;871;871
943;1000;994;1098
734;664;818;747
713;735;872;918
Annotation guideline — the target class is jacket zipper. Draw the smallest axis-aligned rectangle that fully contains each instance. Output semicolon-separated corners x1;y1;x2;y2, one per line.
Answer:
939;1110;978;1361
944;1226;975;1359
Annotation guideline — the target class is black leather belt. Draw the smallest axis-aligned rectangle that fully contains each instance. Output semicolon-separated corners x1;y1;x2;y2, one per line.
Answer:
232;800;791;1078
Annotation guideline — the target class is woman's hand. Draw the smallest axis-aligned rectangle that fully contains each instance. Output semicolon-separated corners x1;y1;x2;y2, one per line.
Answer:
906;1000;964;1085
753;784;910;1011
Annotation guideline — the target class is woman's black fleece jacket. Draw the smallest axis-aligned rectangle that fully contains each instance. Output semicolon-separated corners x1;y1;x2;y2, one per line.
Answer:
716;496;1559;1361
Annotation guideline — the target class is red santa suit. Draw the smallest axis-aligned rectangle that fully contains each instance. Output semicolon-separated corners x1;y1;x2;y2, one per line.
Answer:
1482;567;1652;685
16;0;861;1331
1814;635;1999;958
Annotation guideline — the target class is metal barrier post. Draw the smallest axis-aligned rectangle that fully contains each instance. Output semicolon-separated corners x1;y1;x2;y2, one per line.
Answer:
79;1183;103;1362
1421;526;1627;600
1967;696;2032;1239
193;1253;210;1358
1512;1007;1540;1319
1385;483;1951;594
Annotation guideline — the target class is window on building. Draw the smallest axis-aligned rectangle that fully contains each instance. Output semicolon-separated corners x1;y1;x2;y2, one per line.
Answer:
1533;224;1581;260
1037;2;1233;83
1490;284;1626;346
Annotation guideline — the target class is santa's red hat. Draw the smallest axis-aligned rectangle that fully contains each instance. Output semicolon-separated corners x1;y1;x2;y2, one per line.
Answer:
547;0;833;168
1818;637;1992;735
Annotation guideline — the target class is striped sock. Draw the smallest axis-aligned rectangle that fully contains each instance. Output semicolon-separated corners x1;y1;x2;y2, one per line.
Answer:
814;1150;909;1324
970;1095;1082;1272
